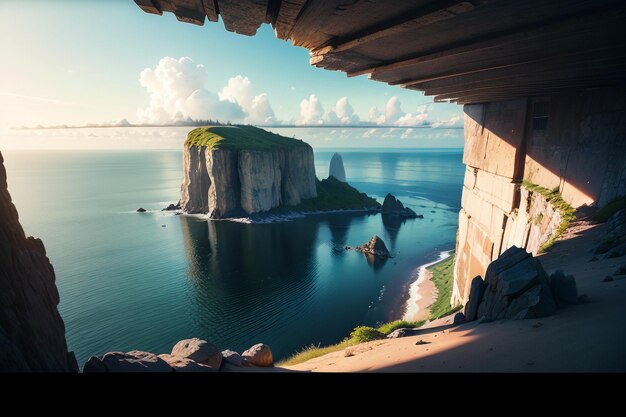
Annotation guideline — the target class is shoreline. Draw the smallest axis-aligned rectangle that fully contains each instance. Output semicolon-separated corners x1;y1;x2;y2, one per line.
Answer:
402;250;452;322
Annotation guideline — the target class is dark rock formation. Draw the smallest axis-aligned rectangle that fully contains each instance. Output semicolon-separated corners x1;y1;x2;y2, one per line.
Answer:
221;349;245;367
0;152;75;372
328;152;347;182
464;276;486;322
83;350;172;372
608;208;626;239
162;202;181;211
476;246;557;322
171;337;222;369
242;343;273;367
355;235;390;258
549;270;579;305
453;312;467;325
136;207;147;213
381;193;422;218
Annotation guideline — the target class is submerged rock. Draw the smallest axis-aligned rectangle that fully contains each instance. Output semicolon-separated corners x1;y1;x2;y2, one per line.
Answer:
136;207;147;213
171;338;222;369
381;193;421;218
355;235;391;258
328;152;347;182
242;343;273;367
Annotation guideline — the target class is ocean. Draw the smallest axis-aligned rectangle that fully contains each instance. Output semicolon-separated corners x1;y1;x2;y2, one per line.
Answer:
1;128;465;365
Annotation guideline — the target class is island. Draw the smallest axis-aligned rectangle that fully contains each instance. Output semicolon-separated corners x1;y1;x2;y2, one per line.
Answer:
180;125;380;219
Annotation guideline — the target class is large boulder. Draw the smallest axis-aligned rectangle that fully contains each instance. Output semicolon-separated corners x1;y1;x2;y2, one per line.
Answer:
83;350;173;373
328;152;347;182
381;193;421;218
355;235;391;258
158;354;216;372
242;343;273;367
476;246;557;322
171;338;222;369
464;276;486;321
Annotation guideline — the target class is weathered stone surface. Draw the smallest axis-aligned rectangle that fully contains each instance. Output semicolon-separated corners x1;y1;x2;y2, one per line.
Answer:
464;276;486;322
171;338;222;369
386;328;421;339
550;270;579;305
221;349;245;367
158;354;216;372
355;235;390;258
381;193;420;218
83;351;173;373
328;152;347;182
0;152;75;372
476;246;556;322
242;343;273;367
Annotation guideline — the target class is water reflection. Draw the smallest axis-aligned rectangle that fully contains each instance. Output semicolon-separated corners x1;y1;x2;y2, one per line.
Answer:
381;214;407;248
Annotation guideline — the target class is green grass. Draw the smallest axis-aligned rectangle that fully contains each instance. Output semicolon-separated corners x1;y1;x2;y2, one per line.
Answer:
427;255;461;320
593;196;626;222
184;125;310;151
278;319;424;366
522;180;576;253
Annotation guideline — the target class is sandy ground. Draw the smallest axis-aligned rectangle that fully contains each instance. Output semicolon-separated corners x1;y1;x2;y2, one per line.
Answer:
404;268;436;322
282;221;626;372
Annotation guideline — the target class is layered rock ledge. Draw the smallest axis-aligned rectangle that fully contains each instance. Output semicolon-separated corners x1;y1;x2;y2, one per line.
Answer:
180;125;317;218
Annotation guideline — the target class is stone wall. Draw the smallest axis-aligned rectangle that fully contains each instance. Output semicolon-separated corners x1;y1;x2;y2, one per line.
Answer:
452;86;626;305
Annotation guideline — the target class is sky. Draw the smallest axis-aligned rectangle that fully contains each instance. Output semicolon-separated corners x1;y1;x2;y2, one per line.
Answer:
0;0;463;131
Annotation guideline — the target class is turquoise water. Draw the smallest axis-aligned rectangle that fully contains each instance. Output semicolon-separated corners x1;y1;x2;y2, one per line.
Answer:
2;147;464;364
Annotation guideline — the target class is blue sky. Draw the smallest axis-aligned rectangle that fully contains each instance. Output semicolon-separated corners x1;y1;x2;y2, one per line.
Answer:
0;0;462;129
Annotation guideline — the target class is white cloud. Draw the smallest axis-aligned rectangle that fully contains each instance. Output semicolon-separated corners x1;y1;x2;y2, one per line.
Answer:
136;57;277;125
400;128;414;139
325;97;360;125
368;96;430;126
432;114;462;128
298;94;325;125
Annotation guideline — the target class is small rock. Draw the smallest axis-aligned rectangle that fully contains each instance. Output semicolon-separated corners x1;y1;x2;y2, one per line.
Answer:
221;350;246;367
532;322;543;328
242;343;273;367
83;356;107;373
603;276;614;282
158;354;215;372
387;328;420;339
550;270;579;305
355;235;391;258
453;312;466;325
161;225;166;227
136;208;147;213
171;338;222;369
415;340;430;345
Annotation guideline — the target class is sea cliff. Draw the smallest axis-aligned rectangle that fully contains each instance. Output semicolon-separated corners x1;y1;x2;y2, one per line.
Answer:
180;125;317;218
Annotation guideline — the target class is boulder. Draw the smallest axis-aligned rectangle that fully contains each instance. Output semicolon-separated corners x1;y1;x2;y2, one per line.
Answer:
83;351;173;372
464;276;486;321
386;328;421;339
162;202;181;211
171;338;222;369
381;193;420;218
550;270;579;305
221;350;245;367
136;207;147;213
328;152;347;182
158;354;215;372
453;312;466;325
355;235;390;258
242;343;273;367
476;246;557;322
607;208;626;239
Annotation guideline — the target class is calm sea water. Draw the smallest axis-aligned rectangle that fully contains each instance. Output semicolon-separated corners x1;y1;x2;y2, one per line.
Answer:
2;145;464;364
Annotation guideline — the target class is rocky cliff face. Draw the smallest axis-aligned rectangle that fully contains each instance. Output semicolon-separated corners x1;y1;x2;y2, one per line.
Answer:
180;126;317;217
328;152;346;182
0;152;75;372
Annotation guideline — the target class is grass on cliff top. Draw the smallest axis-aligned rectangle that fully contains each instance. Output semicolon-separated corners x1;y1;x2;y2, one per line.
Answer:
593;196;626;222
522;180;576;253
290;177;382;212
184;125;310;151
278;319;425;366
427;254;462;321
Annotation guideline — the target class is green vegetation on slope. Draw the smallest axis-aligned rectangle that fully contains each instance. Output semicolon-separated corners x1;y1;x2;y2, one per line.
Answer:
522;180;576;253
593;196;626;222
184;125;310;150
278;319;425;366
427;254;462;320
292;177;382;212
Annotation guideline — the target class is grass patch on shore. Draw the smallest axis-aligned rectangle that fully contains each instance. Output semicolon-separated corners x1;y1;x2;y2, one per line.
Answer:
593;196;626;222
522;180;576;253
278;319;424;366
185;125;309;150
427;254;461;320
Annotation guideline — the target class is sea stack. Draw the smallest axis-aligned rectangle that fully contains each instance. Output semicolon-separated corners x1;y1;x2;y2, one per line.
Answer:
328;152;347;183
180;125;317;218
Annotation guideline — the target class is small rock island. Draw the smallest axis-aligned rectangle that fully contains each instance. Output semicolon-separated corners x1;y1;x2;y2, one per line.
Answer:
328;152;347;182
180;125;380;218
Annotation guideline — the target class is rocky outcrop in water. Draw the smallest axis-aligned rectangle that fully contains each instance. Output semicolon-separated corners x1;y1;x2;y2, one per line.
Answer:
180;126;317;218
355;235;391;258
328;152;347;182
0;152;75;372
381;193;421;218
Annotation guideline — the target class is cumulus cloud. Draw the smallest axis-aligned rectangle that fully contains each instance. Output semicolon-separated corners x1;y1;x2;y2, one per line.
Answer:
432;114;462;128
136;57;276;125
325;97;360;125
298;94;325;125
368;96;430;126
